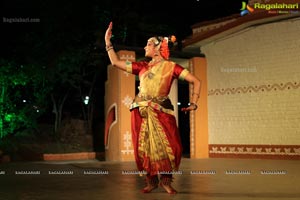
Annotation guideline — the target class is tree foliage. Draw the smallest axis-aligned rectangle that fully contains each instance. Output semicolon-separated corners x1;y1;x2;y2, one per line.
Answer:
0;59;50;139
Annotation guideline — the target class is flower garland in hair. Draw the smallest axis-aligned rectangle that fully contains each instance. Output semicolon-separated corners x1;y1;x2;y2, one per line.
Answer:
160;37;170;60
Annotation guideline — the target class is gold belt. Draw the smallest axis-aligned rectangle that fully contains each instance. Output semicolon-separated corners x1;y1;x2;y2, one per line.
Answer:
130;101;174;116
138;93;168;102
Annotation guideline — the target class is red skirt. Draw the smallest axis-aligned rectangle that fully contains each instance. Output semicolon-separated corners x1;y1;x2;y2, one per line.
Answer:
131;105;182;176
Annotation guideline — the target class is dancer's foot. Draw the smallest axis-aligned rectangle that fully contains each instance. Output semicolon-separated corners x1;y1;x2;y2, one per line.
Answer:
141;184;158;193
160;183;177;194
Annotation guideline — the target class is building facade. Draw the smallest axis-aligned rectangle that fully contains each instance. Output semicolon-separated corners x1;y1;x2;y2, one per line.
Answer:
183;3;300;159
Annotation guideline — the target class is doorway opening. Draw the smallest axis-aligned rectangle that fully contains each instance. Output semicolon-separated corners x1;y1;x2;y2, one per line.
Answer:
178;80;190;158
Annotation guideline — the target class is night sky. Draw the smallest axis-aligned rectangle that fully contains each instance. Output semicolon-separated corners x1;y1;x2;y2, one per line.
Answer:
2;0;241;51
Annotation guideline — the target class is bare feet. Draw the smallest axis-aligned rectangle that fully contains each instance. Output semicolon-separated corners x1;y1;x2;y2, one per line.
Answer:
160;183;177;194
141;184;158;193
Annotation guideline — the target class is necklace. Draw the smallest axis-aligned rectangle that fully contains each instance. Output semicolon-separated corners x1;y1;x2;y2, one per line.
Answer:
148;58;163;67
148;71;155;79
147;60;164;79
147;58;164;79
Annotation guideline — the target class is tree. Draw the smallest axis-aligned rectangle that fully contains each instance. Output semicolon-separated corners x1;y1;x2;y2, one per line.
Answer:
0;59;50;139
47;46;94;135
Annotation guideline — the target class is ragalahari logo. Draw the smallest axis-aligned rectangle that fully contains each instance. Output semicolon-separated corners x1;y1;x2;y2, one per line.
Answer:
240;1;299;16
240;1;255;16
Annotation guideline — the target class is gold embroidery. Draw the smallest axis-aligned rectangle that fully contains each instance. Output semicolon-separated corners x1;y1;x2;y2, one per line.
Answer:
139;61;175;97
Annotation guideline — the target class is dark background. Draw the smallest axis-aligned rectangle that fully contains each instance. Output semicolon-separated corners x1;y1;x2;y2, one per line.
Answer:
2;0;241;50
1;0;242;154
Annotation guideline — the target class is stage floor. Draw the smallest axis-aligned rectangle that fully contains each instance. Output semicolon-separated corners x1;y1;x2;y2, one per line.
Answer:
0;158;299;200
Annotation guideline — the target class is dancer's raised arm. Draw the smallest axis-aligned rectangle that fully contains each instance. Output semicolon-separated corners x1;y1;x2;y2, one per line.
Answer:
104;22;126;71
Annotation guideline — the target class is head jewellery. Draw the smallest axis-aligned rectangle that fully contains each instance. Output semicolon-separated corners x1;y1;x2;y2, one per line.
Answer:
148;36;170;60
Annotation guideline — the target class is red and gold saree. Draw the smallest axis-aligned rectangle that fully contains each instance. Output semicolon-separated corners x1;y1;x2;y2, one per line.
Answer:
126;60;189;176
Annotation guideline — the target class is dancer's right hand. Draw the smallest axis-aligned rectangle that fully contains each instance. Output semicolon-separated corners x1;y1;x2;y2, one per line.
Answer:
105;21;113;45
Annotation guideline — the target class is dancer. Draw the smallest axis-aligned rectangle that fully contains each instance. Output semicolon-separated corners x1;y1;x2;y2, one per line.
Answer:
104;22;201;194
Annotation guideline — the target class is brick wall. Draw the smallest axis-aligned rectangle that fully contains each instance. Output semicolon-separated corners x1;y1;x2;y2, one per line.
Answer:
201;18;300;158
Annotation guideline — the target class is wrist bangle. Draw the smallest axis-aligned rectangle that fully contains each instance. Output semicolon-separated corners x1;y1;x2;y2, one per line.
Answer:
106;44;114;52
106;46;114;52
192;92;200;97
190;103;198;110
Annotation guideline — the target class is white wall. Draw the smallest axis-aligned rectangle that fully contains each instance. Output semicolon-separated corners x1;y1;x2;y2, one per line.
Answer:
202;18;300;145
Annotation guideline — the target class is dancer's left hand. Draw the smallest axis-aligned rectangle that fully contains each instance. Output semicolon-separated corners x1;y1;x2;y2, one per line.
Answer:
181;104;197;112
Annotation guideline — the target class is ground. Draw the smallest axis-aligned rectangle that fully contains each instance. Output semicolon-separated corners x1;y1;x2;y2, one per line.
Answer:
0;120;96;162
